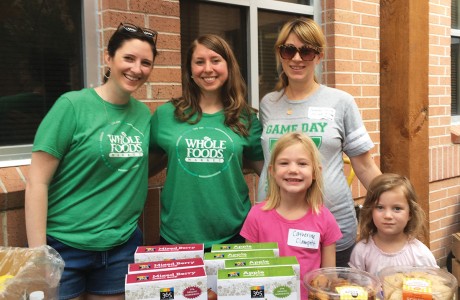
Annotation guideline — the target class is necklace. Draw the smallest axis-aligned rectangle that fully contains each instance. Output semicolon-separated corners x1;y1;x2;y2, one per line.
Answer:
285;82;319;115
97;87;129;124
102;99;130;125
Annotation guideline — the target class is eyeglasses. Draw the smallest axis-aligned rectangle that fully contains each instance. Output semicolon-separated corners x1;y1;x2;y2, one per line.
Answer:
118;23;158;44
278;44;320;61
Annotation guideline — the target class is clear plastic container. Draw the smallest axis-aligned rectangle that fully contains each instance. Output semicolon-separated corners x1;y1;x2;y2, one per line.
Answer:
303;267;381;299
29;291;45;300
378;266;457;300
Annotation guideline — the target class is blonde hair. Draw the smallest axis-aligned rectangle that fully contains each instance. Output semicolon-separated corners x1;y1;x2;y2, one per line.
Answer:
274;18;326;91
358;173;428;242
263;132;324;214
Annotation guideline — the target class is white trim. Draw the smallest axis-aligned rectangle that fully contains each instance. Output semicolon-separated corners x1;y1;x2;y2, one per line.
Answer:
202;0;250;5
256;1;314;14
83;0;100;88
0;159;31;168
0;145;32;167
249;4;259;108
452;116;460;124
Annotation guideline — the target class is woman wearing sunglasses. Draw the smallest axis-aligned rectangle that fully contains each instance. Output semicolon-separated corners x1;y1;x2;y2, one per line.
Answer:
25;23;158;299
257;18;381;267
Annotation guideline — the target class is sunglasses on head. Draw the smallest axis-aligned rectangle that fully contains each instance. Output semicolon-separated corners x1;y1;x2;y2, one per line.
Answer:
118;23;158;44
278;44;320;61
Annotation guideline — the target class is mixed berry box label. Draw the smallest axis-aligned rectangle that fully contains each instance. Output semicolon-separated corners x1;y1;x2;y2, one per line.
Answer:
128;257;204;274
135;244;204;263
125;266;207;300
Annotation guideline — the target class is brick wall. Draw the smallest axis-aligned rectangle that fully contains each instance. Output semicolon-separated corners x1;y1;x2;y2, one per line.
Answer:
321;0;460;267
428;0;460;266
0;166;28;247
322;0;381;200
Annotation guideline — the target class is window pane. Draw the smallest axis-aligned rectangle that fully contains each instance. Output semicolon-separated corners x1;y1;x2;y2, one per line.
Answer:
453;0;459;29
452;37;460;115
180;1;247;85
0;1;83;146
258;10;305;100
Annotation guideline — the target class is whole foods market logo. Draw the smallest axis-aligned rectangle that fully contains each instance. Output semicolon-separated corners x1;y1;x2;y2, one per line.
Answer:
100;122;145;172
184;136;226;163
176;127;234;178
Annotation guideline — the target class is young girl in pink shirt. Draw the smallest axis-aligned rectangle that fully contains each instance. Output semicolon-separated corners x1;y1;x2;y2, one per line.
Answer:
349;173;438;276
241;132;342;299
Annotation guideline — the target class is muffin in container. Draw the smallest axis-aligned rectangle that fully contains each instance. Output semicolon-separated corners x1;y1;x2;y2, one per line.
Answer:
303;267;381;300
378;266;457;300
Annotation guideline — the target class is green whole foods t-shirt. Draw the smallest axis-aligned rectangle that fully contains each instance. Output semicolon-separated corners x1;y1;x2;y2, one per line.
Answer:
150;102;263;248
32;88;150;251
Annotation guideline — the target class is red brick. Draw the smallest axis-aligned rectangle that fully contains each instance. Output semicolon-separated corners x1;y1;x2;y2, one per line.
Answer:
130;0;180;17
149;16;180;34
139;188;161;245
155;51;182;67
0;168;26;194
102;0;129;10
6;209;27;247
150;68;182;83
153;84;182;100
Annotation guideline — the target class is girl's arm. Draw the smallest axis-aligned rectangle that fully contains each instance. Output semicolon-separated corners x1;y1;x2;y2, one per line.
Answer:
321;243;337;268
25;151;60;247
349;151;381;189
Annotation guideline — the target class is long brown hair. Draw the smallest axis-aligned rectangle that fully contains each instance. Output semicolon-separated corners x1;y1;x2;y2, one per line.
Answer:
274;18;325;91
171;34;255;137
358;173;428;242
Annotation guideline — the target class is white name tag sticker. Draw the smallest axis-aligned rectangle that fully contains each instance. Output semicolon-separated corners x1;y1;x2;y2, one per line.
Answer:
308;107;336;120
287;229;320;249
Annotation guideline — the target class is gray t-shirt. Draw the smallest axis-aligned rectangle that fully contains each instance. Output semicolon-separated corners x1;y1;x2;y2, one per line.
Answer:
257;85;375;251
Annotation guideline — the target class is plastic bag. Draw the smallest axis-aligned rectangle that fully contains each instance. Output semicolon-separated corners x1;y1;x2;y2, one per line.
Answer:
0;245;64;299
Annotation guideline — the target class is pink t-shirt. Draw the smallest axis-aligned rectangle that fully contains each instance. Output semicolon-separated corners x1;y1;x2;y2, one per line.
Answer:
349;236;438;276
240;201;342;299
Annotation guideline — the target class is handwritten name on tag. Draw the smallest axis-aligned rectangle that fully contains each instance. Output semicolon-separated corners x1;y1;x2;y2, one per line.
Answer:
287;229;320;249
308;107;335;120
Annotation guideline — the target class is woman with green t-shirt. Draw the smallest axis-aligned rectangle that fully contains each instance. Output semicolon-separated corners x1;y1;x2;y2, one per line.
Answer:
150;34;264;251
25;23;158;299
